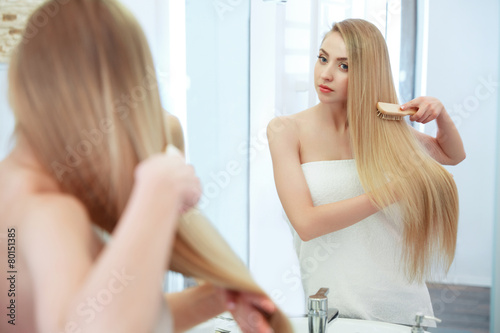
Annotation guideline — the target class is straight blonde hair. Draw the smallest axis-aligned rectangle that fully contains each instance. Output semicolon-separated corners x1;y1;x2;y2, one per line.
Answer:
9;0;292;331
331;19;458;282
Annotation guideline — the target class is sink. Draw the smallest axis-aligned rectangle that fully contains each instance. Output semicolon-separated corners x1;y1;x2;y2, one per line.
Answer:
289;317;429;332
186;315;430;332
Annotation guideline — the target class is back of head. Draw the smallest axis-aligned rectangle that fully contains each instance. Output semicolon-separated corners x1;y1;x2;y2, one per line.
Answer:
9;0;167;231
331;19;459;282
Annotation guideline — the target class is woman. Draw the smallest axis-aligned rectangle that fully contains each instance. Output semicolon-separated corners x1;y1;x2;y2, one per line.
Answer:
0;0;289;332
268;19;465;326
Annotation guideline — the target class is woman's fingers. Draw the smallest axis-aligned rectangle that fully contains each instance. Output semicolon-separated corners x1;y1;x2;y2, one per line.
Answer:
403;97;444;123
240;293;276;315
231;300;273;333
223;290;275;333
135;148;202;213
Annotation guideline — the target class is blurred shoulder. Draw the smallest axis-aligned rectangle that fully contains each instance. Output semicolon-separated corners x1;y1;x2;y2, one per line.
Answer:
165;112;185;153
20;194;91;235
166;113;182;132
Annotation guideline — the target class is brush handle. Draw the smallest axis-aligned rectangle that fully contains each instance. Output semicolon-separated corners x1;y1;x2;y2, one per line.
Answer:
377;102;416;116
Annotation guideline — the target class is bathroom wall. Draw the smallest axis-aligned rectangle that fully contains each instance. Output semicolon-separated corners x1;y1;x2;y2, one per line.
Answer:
0;64;14;159
248;0;299;315
184;0;251;263
421;0;498;286
491;4;500;331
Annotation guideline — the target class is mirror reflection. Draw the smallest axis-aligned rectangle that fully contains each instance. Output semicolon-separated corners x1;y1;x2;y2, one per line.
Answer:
183;1;496;332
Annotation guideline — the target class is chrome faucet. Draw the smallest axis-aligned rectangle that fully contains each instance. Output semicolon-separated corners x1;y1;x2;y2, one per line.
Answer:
308;288;339;333
411;312;442;333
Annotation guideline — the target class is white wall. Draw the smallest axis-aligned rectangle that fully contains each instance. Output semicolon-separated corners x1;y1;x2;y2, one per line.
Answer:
184;0;250;263
118;0;180;122
493;83;500;333
422;0;498;287
491;6;500;329
249;0;305;316
0;64;14;159
493;68;500;333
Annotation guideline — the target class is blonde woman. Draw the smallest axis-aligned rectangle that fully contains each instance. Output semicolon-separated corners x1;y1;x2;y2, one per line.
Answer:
0;0;287;332
268;19;465;326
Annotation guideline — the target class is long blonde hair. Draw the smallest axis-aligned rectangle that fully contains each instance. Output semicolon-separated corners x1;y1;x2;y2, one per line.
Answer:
331;19;458;282
9;0;291;331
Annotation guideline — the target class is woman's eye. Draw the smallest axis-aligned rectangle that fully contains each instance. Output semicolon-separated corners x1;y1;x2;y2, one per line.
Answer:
317;55;327;63
339;63;348;71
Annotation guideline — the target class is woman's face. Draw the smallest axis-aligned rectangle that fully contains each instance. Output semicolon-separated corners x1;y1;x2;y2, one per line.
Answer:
314;32;349;106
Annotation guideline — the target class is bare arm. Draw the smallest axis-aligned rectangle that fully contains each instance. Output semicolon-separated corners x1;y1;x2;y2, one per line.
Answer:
403;96;466;165
166;284;277;333
267;117;384;242
166;284;227;332
21;150;200;333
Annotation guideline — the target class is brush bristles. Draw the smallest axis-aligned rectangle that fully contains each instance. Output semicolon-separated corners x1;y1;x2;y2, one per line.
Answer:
377;110;403;121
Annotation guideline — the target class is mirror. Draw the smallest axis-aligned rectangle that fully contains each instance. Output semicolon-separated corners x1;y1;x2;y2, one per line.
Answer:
183;0;497;332
246;1;498;331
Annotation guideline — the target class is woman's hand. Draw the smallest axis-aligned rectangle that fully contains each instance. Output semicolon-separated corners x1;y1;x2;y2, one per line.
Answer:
402;97;466;165
401;96;446;124
135;145;201;214
218;288;276;333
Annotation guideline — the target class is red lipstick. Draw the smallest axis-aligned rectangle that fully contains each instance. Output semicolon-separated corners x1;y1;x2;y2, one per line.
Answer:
319;84;333;93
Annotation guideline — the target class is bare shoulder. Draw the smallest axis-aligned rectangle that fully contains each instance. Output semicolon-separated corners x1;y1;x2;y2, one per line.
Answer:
166;112;182;133
267;115;298;135
165;112;185;153
267;108;316;146
267;107;316;138
23;193;88;218
0;158;88;231
0;159;59;228
266;116;298;151
17;194;98;260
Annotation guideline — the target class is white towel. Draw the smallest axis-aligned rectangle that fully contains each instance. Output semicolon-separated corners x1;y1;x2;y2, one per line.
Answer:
287;159;435;327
